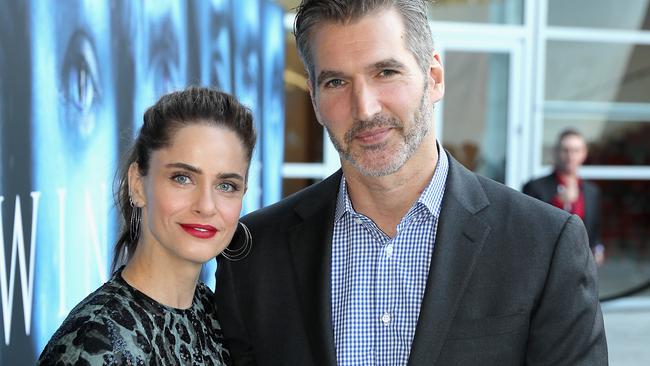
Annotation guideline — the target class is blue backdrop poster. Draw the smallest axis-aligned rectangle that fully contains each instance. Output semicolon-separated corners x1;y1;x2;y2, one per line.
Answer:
262;1;286;206
0;0;285;363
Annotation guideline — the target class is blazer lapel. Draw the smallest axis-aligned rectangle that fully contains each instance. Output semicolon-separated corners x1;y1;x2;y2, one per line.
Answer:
287;171;341;366
408;157;492;365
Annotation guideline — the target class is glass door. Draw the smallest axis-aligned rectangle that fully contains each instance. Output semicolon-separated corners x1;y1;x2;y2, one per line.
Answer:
436;37;525;188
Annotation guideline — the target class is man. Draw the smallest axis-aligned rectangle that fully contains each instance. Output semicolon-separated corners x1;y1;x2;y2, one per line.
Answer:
216;1;608;365
523;129;604;266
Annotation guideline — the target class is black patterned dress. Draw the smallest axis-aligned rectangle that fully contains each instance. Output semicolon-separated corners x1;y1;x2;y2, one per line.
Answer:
37;267;230;365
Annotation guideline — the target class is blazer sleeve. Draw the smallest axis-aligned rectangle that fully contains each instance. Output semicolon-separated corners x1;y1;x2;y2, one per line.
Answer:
526;215;608;365
215;260;258;366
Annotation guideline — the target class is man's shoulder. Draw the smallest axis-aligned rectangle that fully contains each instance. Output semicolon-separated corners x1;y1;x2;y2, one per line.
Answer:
242;169;342;224
472;172;571;226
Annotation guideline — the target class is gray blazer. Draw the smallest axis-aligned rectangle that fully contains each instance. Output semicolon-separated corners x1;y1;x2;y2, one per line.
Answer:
216;154;607;365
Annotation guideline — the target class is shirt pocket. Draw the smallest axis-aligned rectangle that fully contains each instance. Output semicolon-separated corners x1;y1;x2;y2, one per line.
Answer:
447;312;529;340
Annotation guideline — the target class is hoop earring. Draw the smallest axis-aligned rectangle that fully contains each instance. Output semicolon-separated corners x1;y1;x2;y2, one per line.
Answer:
222;222;252;261
129;197;142;243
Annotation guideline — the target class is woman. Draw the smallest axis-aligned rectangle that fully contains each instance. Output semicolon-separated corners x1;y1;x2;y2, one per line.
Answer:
38;87;255;365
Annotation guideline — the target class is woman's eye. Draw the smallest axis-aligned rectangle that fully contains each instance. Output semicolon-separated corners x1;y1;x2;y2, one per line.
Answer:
172;175;191;185
217;182;236;192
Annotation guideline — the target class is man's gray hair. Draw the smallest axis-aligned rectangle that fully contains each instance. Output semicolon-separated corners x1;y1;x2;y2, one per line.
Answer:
293;0;434;86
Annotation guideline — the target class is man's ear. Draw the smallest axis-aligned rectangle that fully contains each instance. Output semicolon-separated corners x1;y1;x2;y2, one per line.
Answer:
127;163;146;207
427;51;445;103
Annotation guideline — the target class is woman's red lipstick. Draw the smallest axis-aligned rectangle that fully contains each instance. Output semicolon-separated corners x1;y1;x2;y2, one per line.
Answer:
179;223;218;239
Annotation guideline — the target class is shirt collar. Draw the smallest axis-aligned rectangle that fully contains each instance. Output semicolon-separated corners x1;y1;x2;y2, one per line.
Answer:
334;141;449;222
334;176;352;223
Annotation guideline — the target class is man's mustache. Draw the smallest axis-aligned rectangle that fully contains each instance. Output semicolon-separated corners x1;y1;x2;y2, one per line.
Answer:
344;115;403;143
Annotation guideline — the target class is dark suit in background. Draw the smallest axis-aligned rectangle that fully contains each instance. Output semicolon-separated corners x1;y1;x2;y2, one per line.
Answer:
523;173;601;248
216;156;608;366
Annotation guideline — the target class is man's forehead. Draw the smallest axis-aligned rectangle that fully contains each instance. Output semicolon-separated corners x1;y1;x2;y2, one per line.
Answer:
561;135;586;144
310;13;409;68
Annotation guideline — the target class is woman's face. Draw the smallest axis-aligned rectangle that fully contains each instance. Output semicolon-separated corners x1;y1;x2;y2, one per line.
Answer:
130;123;248;267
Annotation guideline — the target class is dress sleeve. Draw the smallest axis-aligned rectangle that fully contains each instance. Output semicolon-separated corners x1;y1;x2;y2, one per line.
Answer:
37;314;118;365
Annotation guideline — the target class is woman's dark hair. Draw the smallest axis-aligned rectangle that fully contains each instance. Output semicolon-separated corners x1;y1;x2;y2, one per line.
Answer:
111;87;256;272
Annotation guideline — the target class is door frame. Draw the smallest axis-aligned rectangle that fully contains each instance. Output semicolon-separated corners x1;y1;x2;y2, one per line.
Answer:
435;28;528;188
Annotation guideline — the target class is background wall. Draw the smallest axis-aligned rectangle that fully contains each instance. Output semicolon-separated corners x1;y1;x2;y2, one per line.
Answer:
0;0;285;363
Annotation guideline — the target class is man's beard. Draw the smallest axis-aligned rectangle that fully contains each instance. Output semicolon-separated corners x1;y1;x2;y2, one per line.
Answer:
325;88;432;177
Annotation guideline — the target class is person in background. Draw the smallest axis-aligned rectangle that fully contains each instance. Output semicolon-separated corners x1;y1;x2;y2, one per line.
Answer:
38;87;256;365
523;129;604;266
215;0;607;365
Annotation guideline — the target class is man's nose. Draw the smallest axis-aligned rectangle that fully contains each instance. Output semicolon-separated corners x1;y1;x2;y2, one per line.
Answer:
352;81;381;121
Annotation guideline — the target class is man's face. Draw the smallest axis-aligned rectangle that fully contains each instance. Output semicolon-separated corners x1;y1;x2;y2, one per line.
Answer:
307;8;444;177
556;134;588;175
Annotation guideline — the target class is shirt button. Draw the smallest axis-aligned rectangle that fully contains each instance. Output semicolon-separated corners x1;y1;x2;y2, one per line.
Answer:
354;217;362;225
381;312;391;325
385;244;394;258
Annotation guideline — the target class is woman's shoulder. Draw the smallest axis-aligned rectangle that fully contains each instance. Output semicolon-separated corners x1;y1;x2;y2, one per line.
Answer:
37;276;147;365
36;281;121;364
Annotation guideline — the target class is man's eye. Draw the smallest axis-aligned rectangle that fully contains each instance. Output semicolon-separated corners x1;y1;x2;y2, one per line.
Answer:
172;175;191;185
379;69;398;78
325;79;344;88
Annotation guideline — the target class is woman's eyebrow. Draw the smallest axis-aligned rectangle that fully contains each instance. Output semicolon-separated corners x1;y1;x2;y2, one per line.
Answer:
165;162;202;174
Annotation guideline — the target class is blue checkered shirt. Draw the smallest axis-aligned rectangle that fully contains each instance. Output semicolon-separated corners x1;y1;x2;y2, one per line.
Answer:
331;148;449;366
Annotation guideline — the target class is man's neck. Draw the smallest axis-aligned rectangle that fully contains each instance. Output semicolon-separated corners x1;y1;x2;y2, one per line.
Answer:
343;138;439;237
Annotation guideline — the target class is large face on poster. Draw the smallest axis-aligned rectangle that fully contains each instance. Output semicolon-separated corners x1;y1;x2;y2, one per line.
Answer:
132;0;188;131
0;0;285;363
262;1;286;206
196;0;233;93
29;0;117;351
234;0;263;214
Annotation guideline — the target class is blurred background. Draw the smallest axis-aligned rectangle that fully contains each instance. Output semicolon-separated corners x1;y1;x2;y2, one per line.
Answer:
1;0;649;364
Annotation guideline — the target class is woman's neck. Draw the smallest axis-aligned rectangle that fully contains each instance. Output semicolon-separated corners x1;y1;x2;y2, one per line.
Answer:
121;247;201;309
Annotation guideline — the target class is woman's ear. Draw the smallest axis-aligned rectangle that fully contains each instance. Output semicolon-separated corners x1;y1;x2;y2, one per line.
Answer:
127;163;146;207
